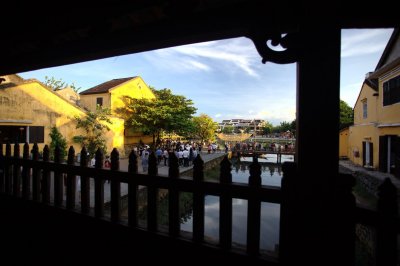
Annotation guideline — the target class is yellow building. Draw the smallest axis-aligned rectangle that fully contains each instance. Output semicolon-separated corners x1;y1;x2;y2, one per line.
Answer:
346;29;400;177
0;74;124;156
339;127;349;159
79;76;156;145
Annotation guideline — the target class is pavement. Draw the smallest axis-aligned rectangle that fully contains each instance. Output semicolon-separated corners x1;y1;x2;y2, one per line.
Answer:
339;159;400;190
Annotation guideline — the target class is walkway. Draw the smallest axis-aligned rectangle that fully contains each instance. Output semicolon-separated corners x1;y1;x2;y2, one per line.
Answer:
339;159;400;190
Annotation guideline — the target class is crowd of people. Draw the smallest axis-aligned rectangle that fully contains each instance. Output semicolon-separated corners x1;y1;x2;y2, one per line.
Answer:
135;141;205;173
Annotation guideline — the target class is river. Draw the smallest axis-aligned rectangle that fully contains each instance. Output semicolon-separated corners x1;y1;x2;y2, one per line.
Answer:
179;154;294;257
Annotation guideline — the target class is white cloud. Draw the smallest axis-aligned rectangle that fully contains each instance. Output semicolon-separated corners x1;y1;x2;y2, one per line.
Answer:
215;113;221;118
341;29;393;58
186;59;211;71
148;37;260;77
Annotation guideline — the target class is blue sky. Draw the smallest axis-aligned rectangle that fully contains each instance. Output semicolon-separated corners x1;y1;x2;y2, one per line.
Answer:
19;28;393;125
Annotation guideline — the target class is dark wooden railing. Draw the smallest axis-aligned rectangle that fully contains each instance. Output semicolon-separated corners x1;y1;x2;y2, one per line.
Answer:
0;142;398;265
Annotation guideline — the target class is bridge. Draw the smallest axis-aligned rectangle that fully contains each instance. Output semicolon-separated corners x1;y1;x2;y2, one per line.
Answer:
231;149;295;163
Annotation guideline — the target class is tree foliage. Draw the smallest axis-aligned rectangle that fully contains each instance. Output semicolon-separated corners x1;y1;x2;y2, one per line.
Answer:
72;105;112;157
260;121;274;135
222;125;234;134
340;100;354;129
191;114;218;143
49;126;67;160
43;76;81;92
272;121;292;133
116;88;197;146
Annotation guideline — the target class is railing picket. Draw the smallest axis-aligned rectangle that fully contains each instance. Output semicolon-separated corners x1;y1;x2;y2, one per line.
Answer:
110;148;121;222
168;150;179;178
54;145;63;207
247;156;261;255
219;155;232;250
148;150;158;176
22;143;30;200
193;154;204;242
168;151;180;237
66;146;76;210
80;147;90;214
41;145;50;203
12;142;21;197
128;150;138;227
4;142;11;194
376;178;398;266
0;143;4;193
147;151;158;231
94;148;104;218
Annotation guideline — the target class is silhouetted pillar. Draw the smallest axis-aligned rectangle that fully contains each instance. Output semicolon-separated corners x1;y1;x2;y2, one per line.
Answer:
296;25;341;265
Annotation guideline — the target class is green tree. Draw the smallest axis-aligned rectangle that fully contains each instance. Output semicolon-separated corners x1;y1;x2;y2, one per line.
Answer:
290;119;296;137
72;105;112;157
222;125;234;134
49;126;68;160
116;88;197;146
340;99;354;129
43;76;81;92
261;121;273;136
279;121;292;132
191;114;218;143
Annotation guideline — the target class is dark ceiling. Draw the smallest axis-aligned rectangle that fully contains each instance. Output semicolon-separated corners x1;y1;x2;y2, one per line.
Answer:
1;0;398;75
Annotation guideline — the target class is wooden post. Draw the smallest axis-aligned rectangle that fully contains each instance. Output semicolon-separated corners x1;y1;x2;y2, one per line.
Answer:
193;154;205;242
94;148;104;218
22;142;30;200
80;147;90;214
110;148;121;223
0;143;4;193
219;155;232;250
128;150;138;227
66;146;76;210
33;144;42;202
280;162;298;265
148;151;158;176
376;178;398;266
147;150;158;231
168;151;180;237
295;26;341;264
247;156;261;255
331;173;356;265
4;142;11;194
54;145;63;207
12;142;21;197
168;151;179;178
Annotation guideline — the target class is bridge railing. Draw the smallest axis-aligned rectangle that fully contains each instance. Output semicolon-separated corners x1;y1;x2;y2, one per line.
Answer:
0;142;398;265
0;142;282;263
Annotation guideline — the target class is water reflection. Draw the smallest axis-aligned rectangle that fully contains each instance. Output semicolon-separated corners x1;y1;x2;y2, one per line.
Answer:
180;156;289;256
135;156;290;256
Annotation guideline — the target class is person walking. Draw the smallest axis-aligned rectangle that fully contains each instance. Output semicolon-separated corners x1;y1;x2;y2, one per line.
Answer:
163;149;169;166
141;150;149;173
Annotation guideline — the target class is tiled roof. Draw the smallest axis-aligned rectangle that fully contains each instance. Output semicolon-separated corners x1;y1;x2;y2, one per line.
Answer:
79;77;136;95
